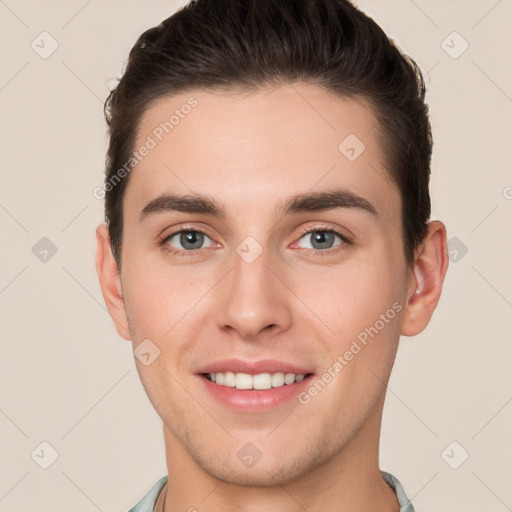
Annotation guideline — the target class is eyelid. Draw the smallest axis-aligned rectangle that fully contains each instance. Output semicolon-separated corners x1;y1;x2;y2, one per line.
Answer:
294;224;353;245
160;225;218;250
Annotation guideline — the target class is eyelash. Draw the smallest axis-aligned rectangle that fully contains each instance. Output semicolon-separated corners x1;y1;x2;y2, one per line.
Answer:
159;225;352;259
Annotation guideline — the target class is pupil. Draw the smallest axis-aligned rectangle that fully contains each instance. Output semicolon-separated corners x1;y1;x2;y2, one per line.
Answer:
181;231;203;250
312;231;333;249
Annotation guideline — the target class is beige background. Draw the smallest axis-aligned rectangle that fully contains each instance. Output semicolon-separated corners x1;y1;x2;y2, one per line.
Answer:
1;1;511;510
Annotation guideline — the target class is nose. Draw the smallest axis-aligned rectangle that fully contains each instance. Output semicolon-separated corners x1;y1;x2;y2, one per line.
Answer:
215;244;292;341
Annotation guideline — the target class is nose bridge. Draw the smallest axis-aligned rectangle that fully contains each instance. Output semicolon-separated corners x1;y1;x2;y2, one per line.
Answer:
216;239;291;338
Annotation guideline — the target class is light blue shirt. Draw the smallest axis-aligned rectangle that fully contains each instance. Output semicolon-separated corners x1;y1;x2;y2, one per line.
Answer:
128;471;414;511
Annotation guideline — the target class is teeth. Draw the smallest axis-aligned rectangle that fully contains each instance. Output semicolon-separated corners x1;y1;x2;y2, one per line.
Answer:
253;373;272;390
284;373;296;385
236;373;253;389
224;371;236;387
207;371;306;389
271;372;285;387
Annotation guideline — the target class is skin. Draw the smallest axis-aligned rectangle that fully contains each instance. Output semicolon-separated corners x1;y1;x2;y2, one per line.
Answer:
96;82;448;511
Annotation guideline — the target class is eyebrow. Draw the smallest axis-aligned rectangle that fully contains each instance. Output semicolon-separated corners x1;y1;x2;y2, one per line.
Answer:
138;187;378;222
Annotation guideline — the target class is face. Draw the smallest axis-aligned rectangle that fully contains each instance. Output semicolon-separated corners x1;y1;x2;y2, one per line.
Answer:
110;82;416;486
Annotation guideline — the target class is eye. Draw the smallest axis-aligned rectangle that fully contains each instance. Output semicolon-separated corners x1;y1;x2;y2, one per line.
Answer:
161;228;216;254
159;226;351;259
295;228;350;253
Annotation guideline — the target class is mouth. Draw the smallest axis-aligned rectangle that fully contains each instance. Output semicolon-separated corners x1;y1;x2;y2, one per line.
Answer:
195;359;315;411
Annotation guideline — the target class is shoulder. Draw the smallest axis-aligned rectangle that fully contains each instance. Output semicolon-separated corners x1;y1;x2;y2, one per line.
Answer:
128;475;168;512
381;471;415;512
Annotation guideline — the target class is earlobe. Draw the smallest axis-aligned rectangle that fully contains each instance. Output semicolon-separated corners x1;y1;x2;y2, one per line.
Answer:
401;221;449;336
95;224;131;340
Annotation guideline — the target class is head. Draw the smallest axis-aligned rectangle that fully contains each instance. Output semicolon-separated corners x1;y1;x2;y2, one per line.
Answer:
96;0;448;488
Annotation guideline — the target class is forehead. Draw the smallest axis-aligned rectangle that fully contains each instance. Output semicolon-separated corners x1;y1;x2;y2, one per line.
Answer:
126;82;399;223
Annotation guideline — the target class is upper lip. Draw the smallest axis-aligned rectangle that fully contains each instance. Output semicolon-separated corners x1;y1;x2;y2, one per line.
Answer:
196;358;313;375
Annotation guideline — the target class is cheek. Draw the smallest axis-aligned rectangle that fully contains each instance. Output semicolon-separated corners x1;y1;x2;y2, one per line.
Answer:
298;257;404;396
121;246;224;345
294;256;401;337
301;263;402;415
120;251;189;336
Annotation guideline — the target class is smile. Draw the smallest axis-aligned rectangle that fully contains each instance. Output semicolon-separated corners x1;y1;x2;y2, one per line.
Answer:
195;358;315;411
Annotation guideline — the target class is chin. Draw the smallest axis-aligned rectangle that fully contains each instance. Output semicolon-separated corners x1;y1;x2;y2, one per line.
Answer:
203;463;305;487
192;445;329;488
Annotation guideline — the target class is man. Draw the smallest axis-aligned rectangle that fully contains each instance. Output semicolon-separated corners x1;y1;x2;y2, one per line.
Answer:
95;0;449;510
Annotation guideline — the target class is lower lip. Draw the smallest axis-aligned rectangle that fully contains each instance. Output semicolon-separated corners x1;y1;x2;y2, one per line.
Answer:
197;374;314;412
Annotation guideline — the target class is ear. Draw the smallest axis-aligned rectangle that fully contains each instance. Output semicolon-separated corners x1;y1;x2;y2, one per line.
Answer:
401;220;449;336
95;223;131;340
